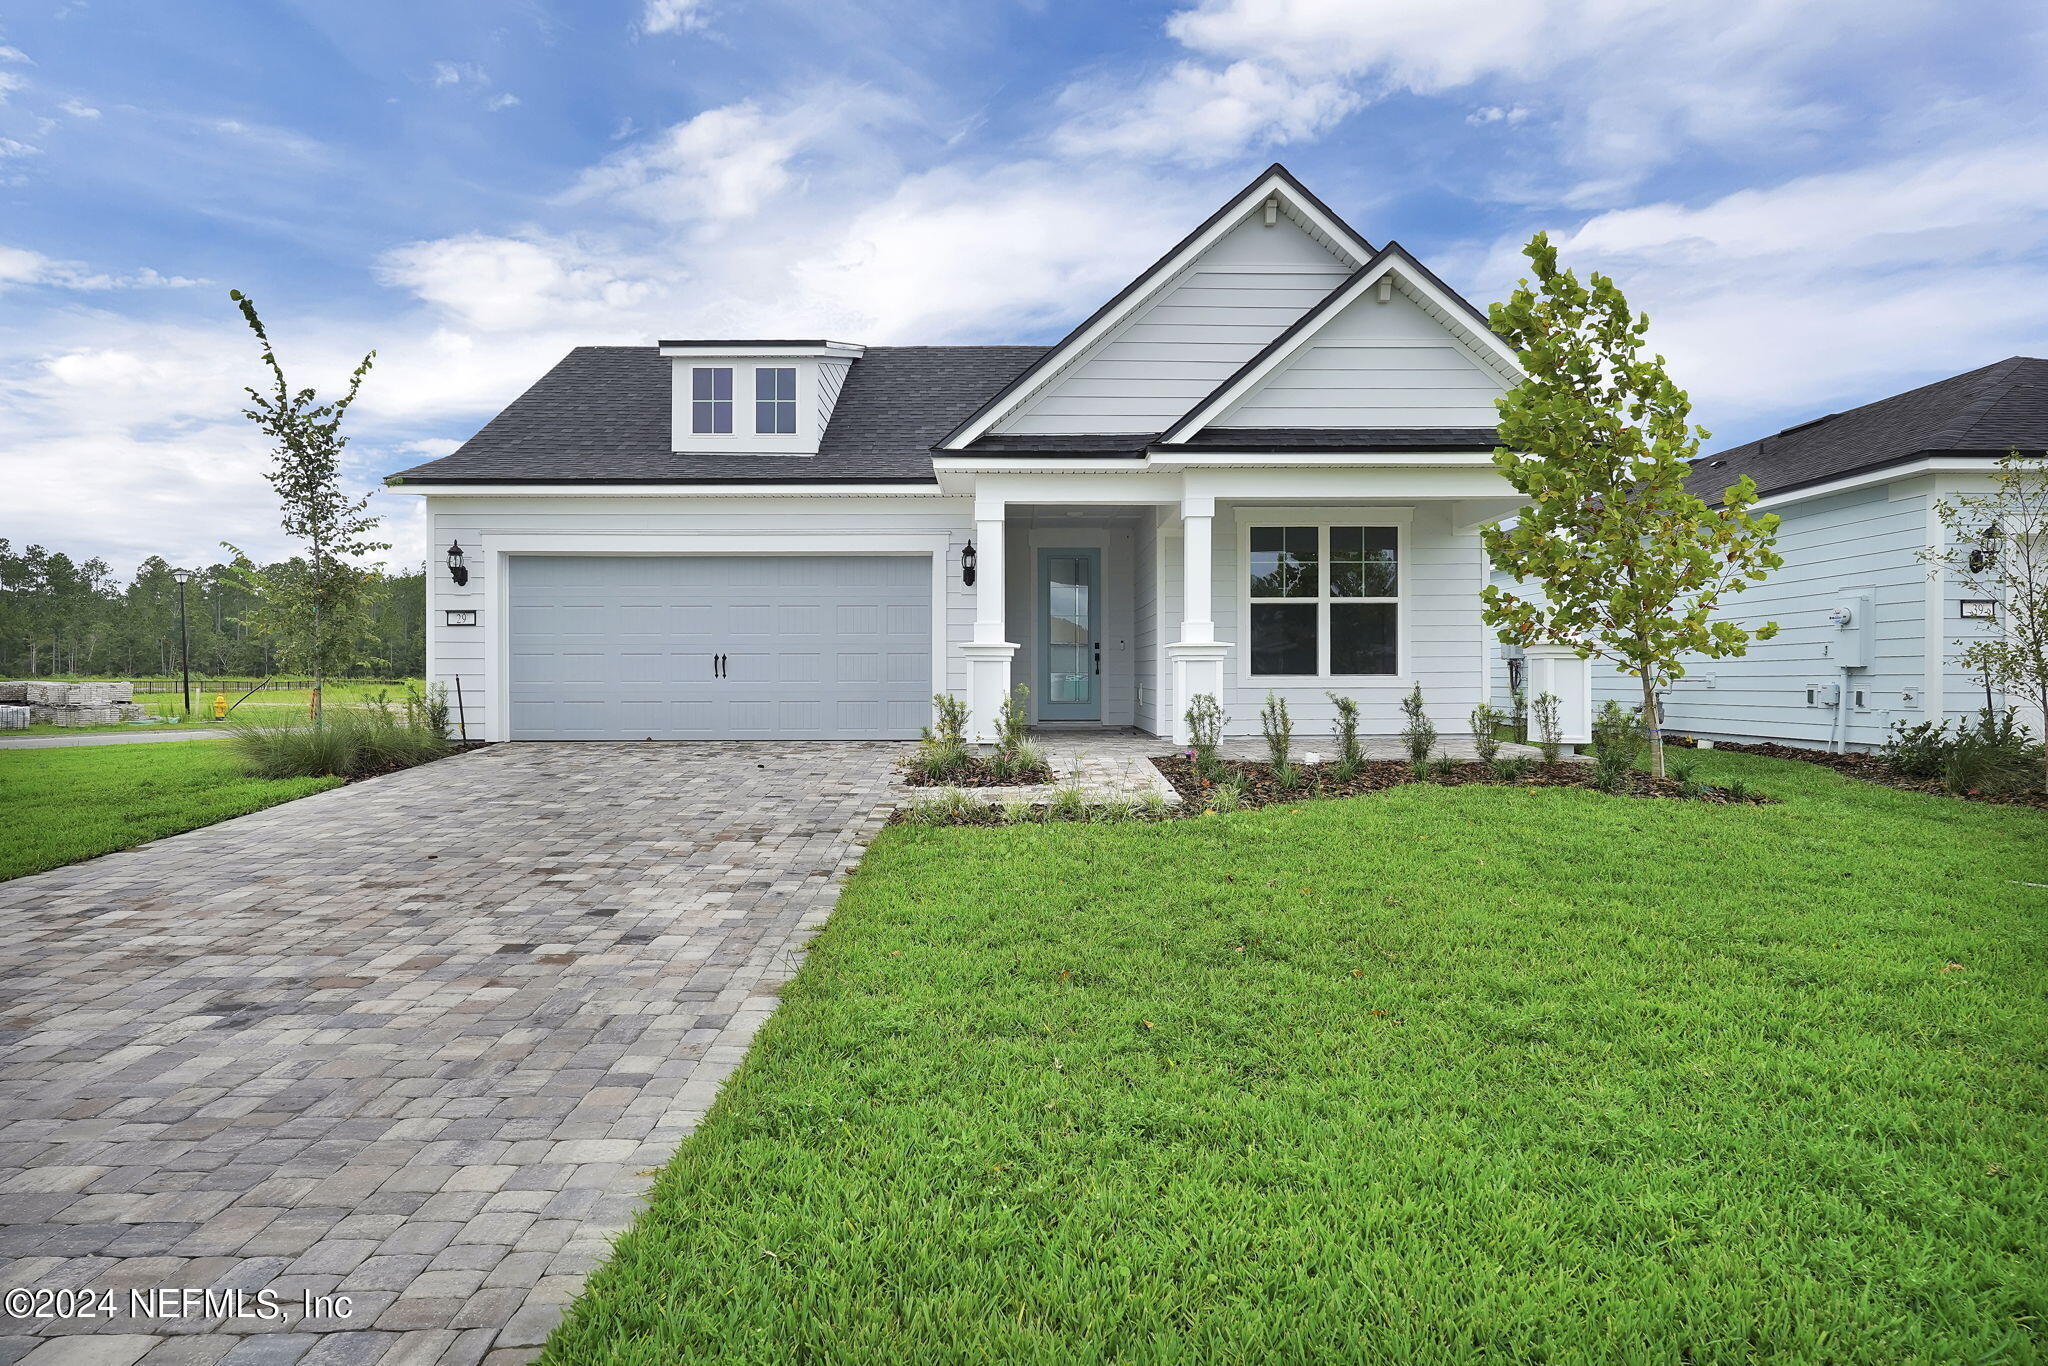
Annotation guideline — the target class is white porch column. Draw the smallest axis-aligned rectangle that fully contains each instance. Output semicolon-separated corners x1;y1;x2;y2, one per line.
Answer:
961;497;1018;745
1165;494;1231;744
1523;643;1593;746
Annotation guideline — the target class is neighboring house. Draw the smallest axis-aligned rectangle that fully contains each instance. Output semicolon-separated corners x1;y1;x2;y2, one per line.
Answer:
387;163;1562;745
1489;358;2047;751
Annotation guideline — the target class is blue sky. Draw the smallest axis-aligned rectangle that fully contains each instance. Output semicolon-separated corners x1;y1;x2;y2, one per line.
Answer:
4;0;2045;573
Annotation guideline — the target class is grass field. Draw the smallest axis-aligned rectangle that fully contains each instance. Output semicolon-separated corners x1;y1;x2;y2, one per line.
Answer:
545;750;2047;1365
7;680;426;735
0;740;341;880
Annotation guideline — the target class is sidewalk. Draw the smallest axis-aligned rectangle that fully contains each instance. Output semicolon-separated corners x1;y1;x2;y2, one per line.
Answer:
0;728;230;749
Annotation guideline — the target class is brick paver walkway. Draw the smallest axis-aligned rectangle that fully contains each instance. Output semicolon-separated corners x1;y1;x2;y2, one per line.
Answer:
0;742;910;1366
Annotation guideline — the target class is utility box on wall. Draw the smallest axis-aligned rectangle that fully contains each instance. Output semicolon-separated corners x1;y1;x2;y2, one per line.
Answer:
1825;593;1873;670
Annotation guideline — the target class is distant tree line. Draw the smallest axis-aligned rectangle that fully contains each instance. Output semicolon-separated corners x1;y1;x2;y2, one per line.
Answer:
0;539;425;679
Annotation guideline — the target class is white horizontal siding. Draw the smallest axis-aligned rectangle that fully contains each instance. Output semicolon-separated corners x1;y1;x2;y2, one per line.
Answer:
1216;285;1507;428
1000;212;1351;436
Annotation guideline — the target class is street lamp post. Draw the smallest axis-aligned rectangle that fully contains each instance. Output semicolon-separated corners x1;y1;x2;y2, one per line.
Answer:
170;567;194;717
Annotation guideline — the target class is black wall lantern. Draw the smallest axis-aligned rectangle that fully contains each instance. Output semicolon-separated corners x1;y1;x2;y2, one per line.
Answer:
960;538;977;587
446;540;470;586
1968;522;2002;575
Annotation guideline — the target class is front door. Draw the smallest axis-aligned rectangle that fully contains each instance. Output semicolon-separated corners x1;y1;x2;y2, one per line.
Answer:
1038;547;1101;721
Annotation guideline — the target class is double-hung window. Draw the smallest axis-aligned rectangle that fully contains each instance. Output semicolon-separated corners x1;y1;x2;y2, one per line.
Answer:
755;366;797;434
691;367;733;434
1247;523;1399;676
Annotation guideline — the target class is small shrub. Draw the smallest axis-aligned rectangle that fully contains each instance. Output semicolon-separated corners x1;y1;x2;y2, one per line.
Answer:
902;793;960;826
1002;799;1037;824
1186;693;1227;779
1331;755;1362;783
1880;718;1950;779
1882;708;2040;793
994;684;1031;761
1094;799;1140;823
1271;762;1301;792
1327;692;1364;767
925;692;969;748
986;739;1048;785
1260;692;1293;772
1408;758;1430;782
1488;754;1530;781
1206;780;1245;814
1531;691;1564;763
1138;791;1171;819
1668;757;1698;784
404;683;451;739
1678;777;1705;799
1469;703;1506;763
1724;778;1756;802
911;693;974;782
1427;753;1459;779
1400;684;1436;762
1591;700;1646;787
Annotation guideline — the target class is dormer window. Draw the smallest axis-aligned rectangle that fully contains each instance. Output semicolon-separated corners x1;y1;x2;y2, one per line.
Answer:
755;367;797;435
691;367;733;434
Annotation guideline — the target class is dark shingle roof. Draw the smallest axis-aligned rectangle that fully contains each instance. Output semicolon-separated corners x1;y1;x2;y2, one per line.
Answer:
1687;357;2048;502
388;345;1049;485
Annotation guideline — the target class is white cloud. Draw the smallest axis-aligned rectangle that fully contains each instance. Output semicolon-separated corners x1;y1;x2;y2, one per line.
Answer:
376;233;656;334
1054;59;1357;165
0;243;203;290
429;61;485;88
0;136;37;158
640;0;708;36
0;72;25;105
1480;141;2048;423
1087;0;1933;188
0;44;30;63
59;97;98;118
485;92;520;112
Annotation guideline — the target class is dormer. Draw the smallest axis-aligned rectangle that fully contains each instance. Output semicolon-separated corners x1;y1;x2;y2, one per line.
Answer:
660;339;865;456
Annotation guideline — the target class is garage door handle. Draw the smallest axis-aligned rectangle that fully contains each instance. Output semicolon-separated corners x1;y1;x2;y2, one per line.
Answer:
712;653;724;679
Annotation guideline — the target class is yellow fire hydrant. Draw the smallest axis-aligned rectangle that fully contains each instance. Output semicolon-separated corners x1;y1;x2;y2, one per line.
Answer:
213;694;228;720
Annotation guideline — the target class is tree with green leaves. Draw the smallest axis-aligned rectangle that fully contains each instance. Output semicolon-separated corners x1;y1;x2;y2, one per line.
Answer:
1920;450;2048;791
224;290;385;720
1480;232;1784;778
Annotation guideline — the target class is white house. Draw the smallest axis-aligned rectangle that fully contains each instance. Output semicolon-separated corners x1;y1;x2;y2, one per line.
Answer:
388;164;1580;745
1488;358;2046;752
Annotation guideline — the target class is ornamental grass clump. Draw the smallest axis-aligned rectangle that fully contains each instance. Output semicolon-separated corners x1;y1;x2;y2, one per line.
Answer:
230;703;449;780
1400;684;1436;762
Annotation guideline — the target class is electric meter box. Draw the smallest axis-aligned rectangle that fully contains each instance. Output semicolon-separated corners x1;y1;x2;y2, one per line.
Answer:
1829;593;1873;670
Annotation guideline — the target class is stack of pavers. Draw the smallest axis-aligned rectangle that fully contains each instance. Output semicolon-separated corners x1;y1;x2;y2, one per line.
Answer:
0;680;149;727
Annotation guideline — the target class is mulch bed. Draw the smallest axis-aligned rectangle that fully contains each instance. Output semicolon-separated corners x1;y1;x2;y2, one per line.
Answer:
340;741;492;784
1696;739;2048;810
900;757;1056;788
1152;756;1771;811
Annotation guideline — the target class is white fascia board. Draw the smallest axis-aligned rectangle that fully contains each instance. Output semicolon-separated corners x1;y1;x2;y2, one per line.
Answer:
931;451;1500;474
657;343;864;358
386;482;951;499
1160;253;1521;445
1744;456;2004;511
938;171;1367;451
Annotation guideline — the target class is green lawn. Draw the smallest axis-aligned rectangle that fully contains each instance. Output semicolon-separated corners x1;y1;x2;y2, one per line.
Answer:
0;740;341;880
546;751;2047;1365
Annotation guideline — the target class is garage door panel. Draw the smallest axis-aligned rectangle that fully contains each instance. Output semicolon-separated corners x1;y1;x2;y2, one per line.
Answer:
508;555;932;740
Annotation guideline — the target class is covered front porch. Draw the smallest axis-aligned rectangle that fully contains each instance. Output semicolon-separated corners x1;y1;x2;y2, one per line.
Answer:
947;464;1577;745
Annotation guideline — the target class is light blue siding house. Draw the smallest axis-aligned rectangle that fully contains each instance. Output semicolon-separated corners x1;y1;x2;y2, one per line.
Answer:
1489;357;2046;751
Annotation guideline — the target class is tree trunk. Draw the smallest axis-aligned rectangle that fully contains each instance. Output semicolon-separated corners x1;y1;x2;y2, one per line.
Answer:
1641;673;1665;778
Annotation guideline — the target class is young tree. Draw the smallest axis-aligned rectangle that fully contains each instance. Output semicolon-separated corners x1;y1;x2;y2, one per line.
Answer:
225;290;384;720
1920;450;2048;790
1480;232;1784;777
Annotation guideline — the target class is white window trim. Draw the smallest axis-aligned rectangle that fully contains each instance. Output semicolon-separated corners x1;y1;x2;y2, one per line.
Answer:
1234;507;1411;684
754;366;797;435
690;365;734;436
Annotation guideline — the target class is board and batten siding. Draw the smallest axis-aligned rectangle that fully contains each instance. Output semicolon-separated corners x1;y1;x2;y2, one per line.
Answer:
1214;284;1507;429
425;496;975;739
997;213;1353;436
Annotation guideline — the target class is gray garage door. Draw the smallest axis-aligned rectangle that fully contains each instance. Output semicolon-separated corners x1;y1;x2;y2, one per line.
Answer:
507;555;932;740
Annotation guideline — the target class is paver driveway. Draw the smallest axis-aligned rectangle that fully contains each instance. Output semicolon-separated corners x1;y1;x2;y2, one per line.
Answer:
0;742;908;1366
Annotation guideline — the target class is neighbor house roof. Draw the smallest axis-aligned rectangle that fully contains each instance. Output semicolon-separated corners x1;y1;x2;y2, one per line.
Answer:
1687;356;2048;503
387;344;1051;485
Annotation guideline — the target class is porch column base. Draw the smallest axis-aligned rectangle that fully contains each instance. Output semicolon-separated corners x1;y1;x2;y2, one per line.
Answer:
1165;641;1231;744
1524;643;1593;746
961;641;1019;745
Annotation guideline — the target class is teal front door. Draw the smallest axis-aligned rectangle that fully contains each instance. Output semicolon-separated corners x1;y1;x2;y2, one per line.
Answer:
1038;547;1101;721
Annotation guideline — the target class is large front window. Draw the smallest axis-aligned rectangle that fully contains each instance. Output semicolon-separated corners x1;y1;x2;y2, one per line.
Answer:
1248;524;1398;676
